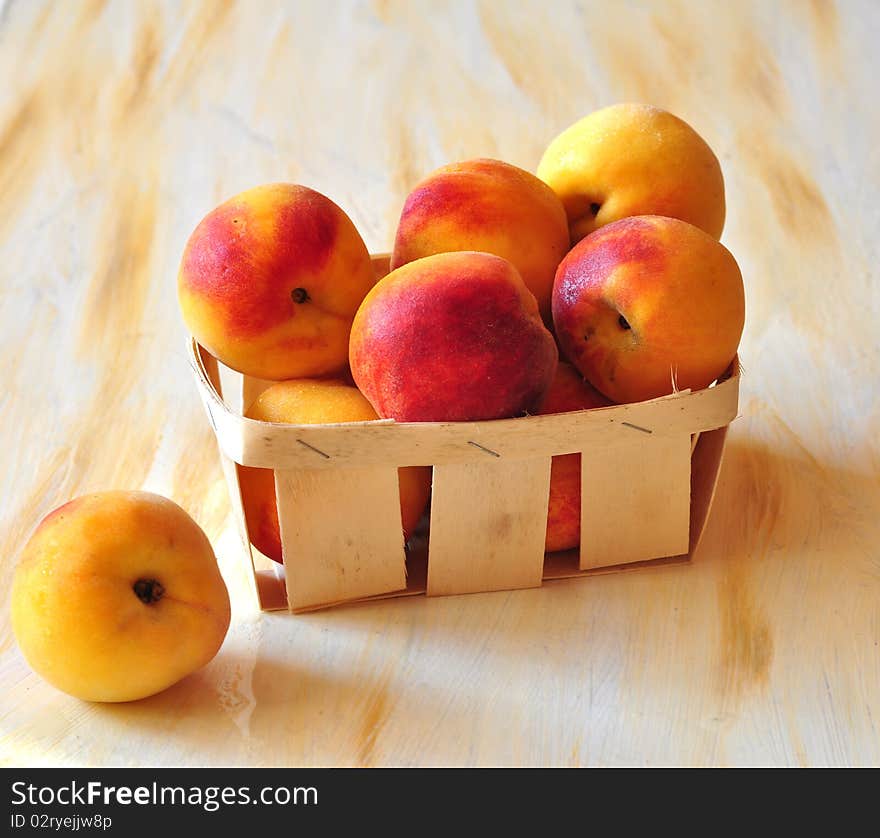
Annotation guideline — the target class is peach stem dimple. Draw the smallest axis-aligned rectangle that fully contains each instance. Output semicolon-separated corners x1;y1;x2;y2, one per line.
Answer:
133;579;165;605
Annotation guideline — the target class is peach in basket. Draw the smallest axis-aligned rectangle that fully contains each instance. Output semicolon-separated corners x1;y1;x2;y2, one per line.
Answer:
178;183;377;381
238;378;431;564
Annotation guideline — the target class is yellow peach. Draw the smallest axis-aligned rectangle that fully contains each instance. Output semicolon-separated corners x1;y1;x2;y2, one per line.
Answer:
538;104;725;243
11;492;230;702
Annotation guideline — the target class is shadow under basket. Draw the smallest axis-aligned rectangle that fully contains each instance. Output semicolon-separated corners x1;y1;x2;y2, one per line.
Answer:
190;255;740;613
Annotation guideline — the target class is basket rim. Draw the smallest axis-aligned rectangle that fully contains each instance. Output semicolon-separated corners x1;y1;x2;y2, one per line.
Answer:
189;337;740;469
191;336;739;423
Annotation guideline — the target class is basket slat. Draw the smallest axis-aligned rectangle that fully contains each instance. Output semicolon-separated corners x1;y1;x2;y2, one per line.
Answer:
580;433;692;569
274;465;408;610
427;456;552;596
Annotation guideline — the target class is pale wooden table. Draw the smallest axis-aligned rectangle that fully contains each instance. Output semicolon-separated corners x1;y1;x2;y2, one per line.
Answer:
1;0;878;767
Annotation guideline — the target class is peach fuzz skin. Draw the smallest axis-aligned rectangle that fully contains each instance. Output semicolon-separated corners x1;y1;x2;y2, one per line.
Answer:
10;492;230;703
552;215;744;404
536;362;612;553
178;183;377;380
537;104;725;244
237;379;432;564
350;252;558;422
391;158;570;322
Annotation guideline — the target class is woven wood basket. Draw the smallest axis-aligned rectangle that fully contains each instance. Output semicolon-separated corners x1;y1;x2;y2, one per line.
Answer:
190;254;740;612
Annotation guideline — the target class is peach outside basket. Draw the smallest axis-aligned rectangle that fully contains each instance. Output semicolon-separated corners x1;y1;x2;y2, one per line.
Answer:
189;253;740;613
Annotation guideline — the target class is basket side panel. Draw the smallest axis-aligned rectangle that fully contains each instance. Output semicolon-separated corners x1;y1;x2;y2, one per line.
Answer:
688;425;729;553
199;349;284;609
580;433;691;569
275;466;408;610
426;456;551;596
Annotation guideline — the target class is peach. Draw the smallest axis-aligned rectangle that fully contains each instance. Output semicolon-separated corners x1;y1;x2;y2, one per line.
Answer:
350;252;558;422
178;183;377;380
536;362;612;553
391;158;570;321
11;492;230;702
537;104;725;243
238;379;432;563
552;215;744;404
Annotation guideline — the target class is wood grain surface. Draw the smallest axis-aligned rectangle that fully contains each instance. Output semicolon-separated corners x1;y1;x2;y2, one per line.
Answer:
1;0;878;767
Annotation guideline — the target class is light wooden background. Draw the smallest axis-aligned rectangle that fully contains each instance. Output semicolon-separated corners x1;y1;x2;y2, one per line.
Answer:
1;0;878;767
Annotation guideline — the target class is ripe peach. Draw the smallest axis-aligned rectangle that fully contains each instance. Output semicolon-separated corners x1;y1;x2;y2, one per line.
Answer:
350;252;558;422
538;104;725;243
237;379;432;563
11;492;230;702
552;215;744;404
178;183;377;380
536;362;612;553
391;158;569;321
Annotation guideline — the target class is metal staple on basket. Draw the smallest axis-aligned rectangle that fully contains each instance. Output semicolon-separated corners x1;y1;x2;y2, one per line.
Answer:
467;440;501;457
296;439;331;459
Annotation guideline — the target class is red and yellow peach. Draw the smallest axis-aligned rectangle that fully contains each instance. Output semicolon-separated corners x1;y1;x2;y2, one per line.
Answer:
552;215;744;404
350;251;558;422
391;159;570;321
178;183;377;380
536;362;612;553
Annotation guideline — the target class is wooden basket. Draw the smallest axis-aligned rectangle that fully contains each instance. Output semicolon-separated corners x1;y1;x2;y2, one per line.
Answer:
190;254;740;613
